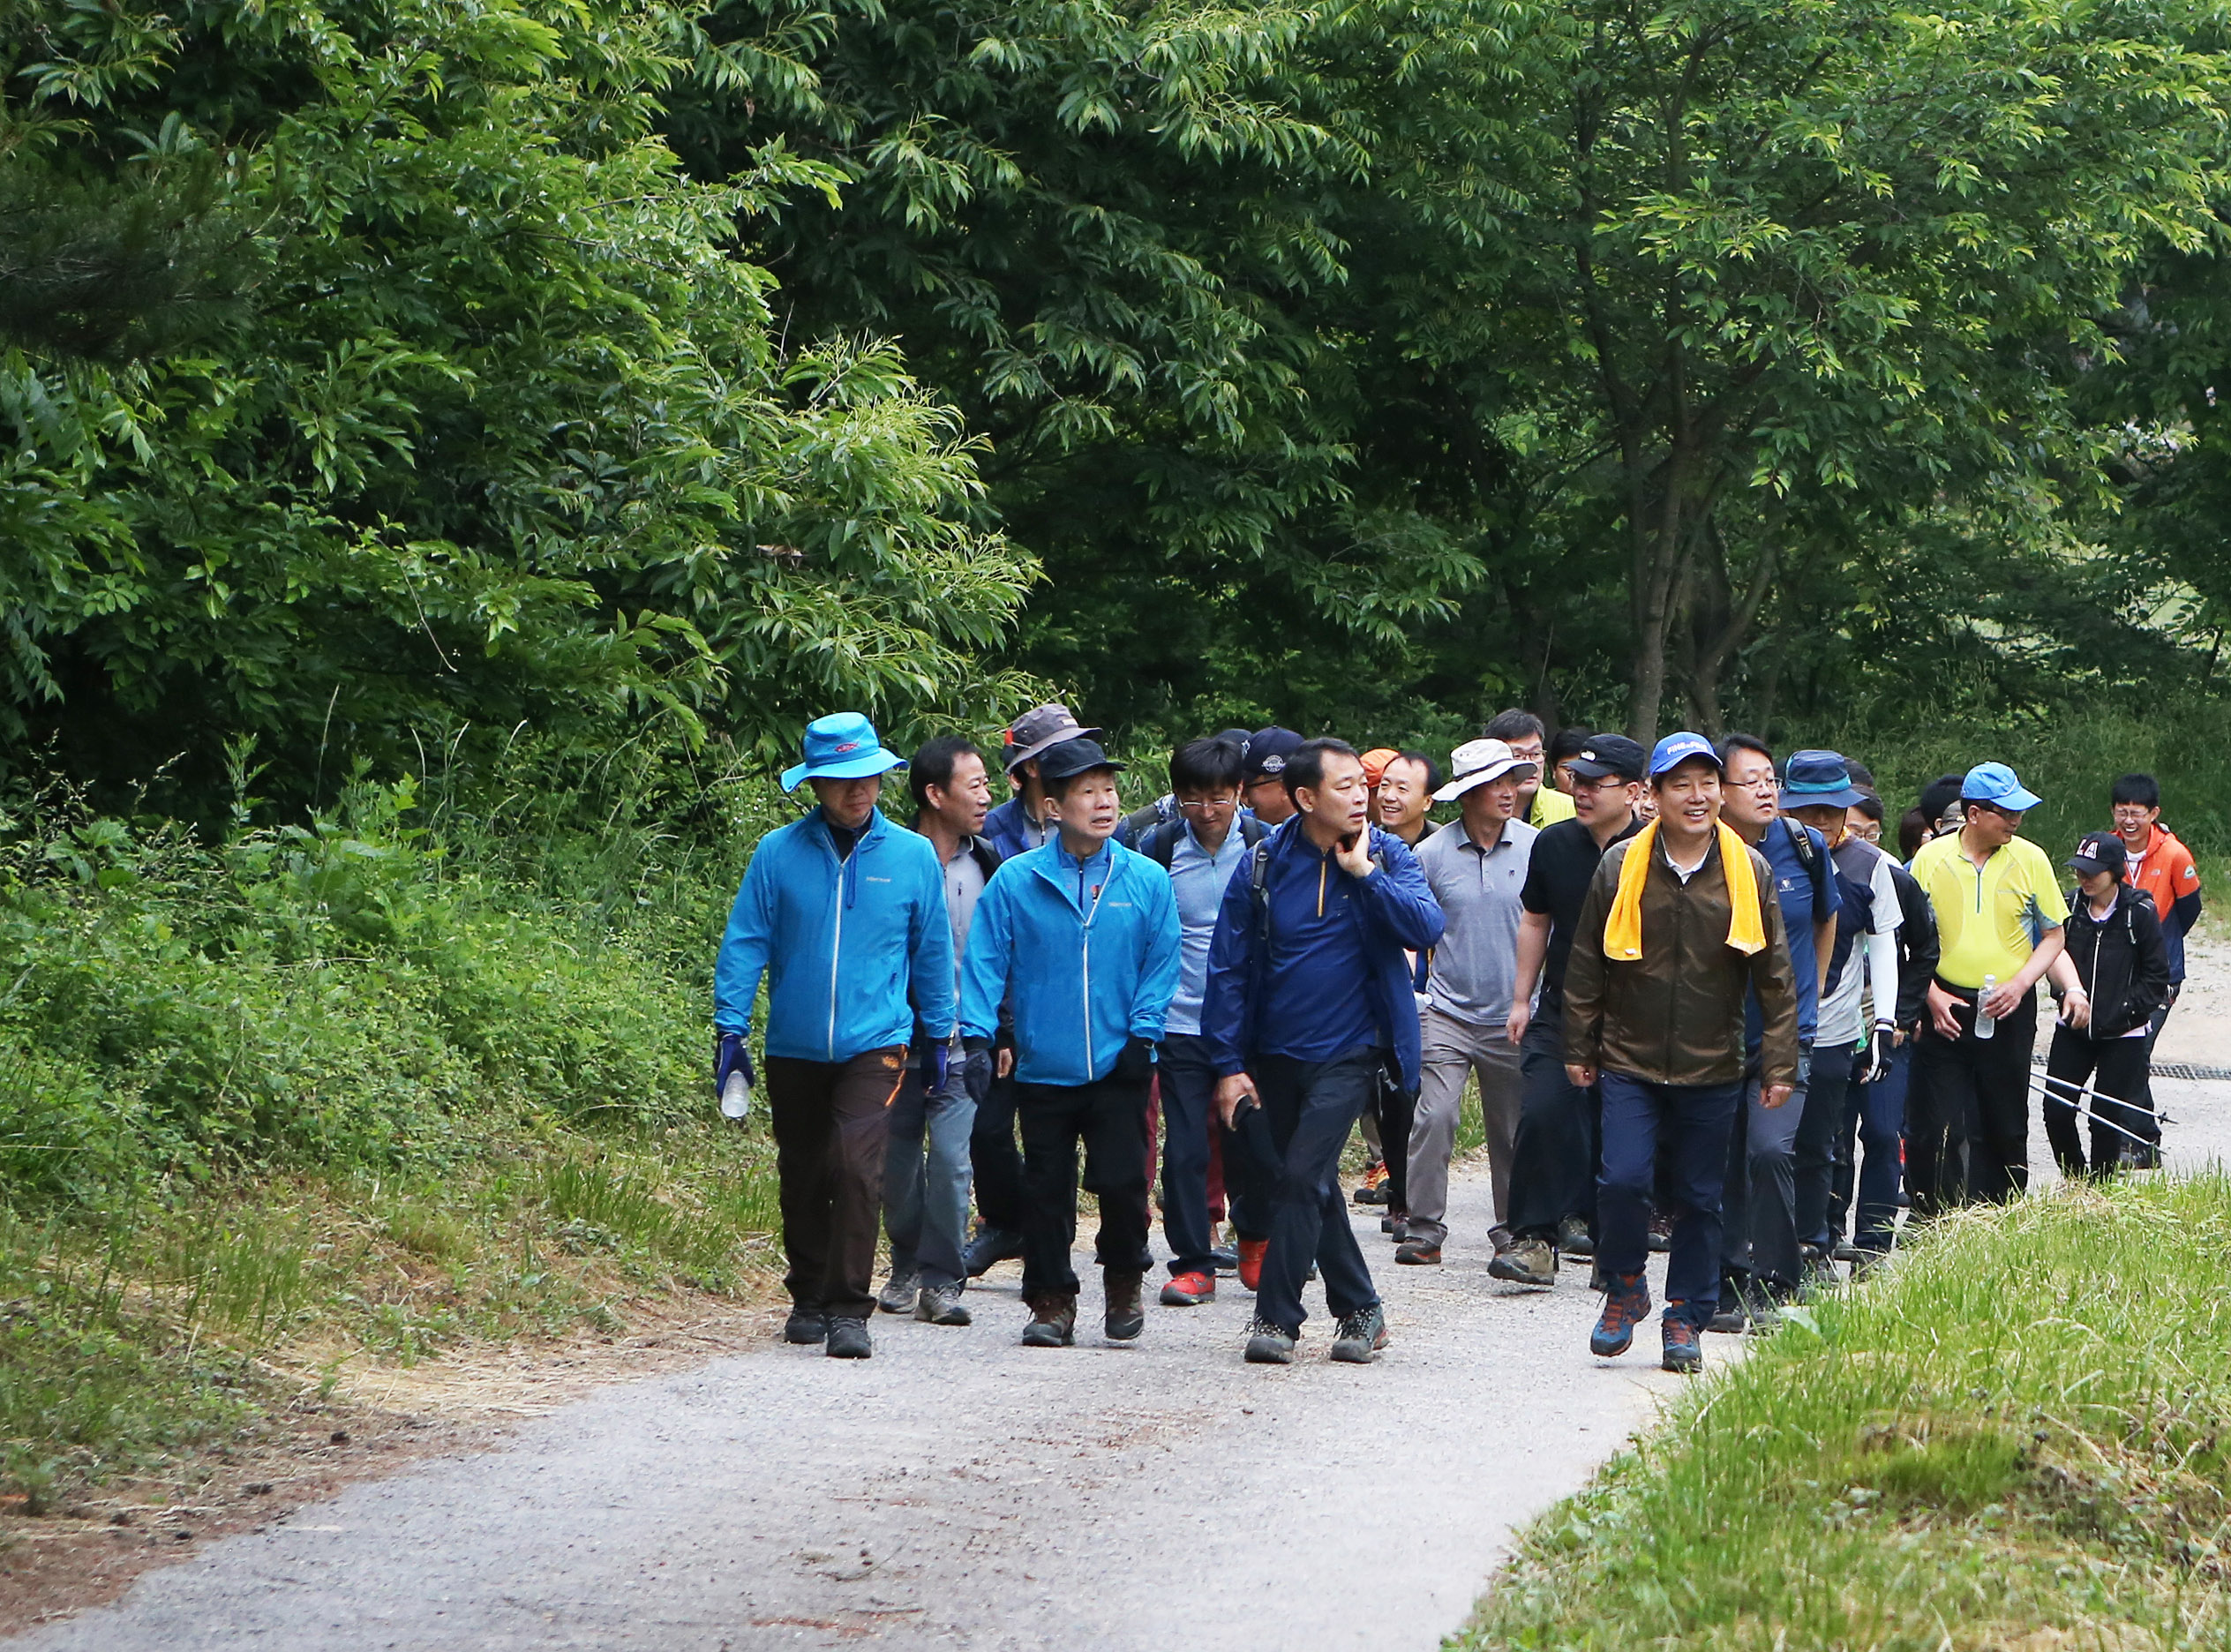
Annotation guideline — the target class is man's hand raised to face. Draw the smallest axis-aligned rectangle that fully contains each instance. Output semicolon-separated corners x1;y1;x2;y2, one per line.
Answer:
1334;829;1375;881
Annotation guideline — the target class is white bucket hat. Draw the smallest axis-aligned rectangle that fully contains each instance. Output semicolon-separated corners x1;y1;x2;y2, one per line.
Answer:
1432;738;1539;803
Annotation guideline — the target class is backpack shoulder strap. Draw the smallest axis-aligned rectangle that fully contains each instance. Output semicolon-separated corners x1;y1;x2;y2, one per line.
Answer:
1138;819;1180;868
1782;815;1818;873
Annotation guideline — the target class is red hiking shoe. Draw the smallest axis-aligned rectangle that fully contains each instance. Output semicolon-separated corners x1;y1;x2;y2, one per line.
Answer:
1236;1238;1268;1292
1160;1270;1216;1306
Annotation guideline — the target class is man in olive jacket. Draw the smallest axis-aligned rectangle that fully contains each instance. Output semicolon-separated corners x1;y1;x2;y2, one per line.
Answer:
1564;732;1799;1374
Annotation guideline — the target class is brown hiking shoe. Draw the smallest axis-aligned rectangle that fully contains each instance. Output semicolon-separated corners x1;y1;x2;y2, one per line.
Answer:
1103;1270;1145;1340
1022;1291;1077;1348
1489;1235;1556;1288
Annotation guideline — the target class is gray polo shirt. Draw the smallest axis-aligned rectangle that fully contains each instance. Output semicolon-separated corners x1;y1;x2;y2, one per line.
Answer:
1416;815;1539;1027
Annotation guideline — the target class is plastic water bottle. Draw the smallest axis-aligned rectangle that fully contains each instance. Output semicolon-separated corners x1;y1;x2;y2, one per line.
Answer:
1974;975;1997;1041
720;1070;752;1121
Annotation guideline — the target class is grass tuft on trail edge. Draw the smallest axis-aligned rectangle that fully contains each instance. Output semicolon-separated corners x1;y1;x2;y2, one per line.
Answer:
1462;1174;2231;1652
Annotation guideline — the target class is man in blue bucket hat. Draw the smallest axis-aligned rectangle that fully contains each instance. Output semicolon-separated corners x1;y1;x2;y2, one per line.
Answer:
716;712;957;1359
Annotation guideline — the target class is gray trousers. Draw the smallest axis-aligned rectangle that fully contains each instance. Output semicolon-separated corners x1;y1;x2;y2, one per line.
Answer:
1405;1007;1524;1245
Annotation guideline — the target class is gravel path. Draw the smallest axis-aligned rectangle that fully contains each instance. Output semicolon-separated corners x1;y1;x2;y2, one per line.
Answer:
19;1168;1689;1652
28;944;2231;1652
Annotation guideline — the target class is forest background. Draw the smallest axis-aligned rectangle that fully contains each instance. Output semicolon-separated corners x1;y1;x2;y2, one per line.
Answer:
9;0;2231;1509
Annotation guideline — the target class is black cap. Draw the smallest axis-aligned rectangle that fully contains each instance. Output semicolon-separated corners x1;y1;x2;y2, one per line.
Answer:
1564;734;1646;783
1243;727;1303;784
1035;737;1126;784
2067;831;2128;877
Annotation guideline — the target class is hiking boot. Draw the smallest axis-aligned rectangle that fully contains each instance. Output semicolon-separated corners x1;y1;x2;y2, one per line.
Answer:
1329;1303;1389;1363
1209;1246;1239;1274
1662;1316;1703;1374
1236;1237;1268;1291
1589;1273;1651;1357
915;1281;971;1325
1646;1212;1672;1252
963;1225;1024;1278
1354;1160;1391;1205
1489;1236;1556;1288
783;1307;827;1345
1383;1210;1408;1238
1243;1316;1296;1364
1104;1270;1146;1341
1830;1240;1863;1265
1394;1237;1441;1265
1849;1244;1889;1281
876;1267;920;1315
825;1316;873;1359
1557;1214;1595;1258
1705;1301;1746;1335
1021;1292;1077;1348
1160;1271;1216;1307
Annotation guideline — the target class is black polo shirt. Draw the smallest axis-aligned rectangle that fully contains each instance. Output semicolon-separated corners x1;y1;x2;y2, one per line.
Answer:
1521;814;1644;1013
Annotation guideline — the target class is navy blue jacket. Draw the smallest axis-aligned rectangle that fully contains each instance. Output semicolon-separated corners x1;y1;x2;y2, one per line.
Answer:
1200;820;1445;1090
982;796;1055;863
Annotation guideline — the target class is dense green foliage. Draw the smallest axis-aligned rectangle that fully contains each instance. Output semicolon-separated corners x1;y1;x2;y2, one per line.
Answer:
1466;1175;2231;1650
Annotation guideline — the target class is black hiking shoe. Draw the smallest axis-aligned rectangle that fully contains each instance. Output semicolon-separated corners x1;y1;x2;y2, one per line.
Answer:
1557;1214;1595;1258
825;1316;873;1359
1329;1304;1388;1363
783;1307;828;1345
964;1226;1025;1277
1243;1316;1297;1364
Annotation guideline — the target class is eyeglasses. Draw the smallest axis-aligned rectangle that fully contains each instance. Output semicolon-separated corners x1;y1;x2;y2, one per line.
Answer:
1177;795;1238;814
1848;820;1882;843
1970;800;2024;822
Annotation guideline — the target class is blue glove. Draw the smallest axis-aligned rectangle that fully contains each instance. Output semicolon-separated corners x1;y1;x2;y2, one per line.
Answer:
715;1032;755;1120
925;1039;953;1098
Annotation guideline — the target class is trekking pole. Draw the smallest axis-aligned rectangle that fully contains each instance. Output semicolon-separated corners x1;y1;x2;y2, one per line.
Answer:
2027;1072;2169;1150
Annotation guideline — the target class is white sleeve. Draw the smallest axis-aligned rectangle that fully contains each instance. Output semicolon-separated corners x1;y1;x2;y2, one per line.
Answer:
1864;854;1901;1021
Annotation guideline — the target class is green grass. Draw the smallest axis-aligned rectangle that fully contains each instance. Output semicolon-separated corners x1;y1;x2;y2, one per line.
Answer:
1461;1174;2231;1651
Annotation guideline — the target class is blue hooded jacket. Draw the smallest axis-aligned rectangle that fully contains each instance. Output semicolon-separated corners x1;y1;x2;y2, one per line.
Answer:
1200;820;1445;1091
959;837;1182;1087
715;807;956;1062
982;795;1056;863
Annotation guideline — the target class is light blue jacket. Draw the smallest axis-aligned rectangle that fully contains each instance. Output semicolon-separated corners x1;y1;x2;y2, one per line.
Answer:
959;837;1183;1087
715;807;956;1062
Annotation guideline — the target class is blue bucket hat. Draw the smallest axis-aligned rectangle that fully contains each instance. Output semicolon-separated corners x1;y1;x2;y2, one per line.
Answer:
780;711;907;792
1649;731;1722;777
1779;749;1867;811
1961;761;2042;813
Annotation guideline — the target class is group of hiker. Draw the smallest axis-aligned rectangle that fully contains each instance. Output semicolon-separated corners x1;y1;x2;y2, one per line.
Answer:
712;706;2199;1373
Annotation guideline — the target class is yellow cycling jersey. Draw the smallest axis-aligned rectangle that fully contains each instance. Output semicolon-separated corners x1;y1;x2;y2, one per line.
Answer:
1909;831;2069;990
1530;786;1577;829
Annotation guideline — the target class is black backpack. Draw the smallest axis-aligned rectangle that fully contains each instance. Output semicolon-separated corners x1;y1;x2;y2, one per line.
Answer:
1137;812;1270;870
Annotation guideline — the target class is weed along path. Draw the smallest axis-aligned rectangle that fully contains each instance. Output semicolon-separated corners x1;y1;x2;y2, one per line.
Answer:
14;1165;1691;1651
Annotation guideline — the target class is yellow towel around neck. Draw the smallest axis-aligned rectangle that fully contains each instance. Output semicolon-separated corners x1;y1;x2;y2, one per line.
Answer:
1602;820;1766;961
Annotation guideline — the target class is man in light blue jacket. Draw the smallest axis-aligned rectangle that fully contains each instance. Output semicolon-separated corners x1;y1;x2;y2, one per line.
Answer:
715;712;956;1360
961;738;1182;1348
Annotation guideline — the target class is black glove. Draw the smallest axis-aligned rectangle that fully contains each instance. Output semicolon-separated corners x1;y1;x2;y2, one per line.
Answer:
1114;1036;1154;1085
714;1032;755;1120
1861;1021;1895;1085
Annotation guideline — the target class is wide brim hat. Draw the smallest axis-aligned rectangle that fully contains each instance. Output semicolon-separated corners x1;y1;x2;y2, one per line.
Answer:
1779;749;1867;811
1433;738;1538;803
1003;703;1105;771
780;711;908;791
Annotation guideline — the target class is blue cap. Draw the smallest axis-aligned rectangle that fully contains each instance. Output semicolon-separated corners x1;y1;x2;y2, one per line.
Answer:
1961;761;2042;813
780;711;907;792
1780;749;1867;810
1649;731;1722;777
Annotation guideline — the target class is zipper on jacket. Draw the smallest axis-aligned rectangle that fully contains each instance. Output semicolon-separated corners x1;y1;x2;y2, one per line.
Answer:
826;827;851;1060
1079;857;1111;1078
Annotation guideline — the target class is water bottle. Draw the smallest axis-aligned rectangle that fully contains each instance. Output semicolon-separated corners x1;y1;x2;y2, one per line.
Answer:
720;1070;753;1121
1973;974;1997;1041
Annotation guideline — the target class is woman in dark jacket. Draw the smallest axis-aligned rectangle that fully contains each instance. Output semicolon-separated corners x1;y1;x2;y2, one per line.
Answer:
2044;834;2170;1175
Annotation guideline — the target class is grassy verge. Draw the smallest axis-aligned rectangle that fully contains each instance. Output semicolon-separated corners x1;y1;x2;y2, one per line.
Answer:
1464;1175;2231;1651
1;757;792;1515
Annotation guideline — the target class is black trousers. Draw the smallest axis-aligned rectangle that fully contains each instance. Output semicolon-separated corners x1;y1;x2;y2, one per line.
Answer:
2042;1025;2153;1175
1372;1067;1416;1214
1794;1040;1856;1252
1507;1007;1599;1242
1909;986;2037;1213
766;1048;907;1320
1016;1073;1153;1297
969;1048;1029;1235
